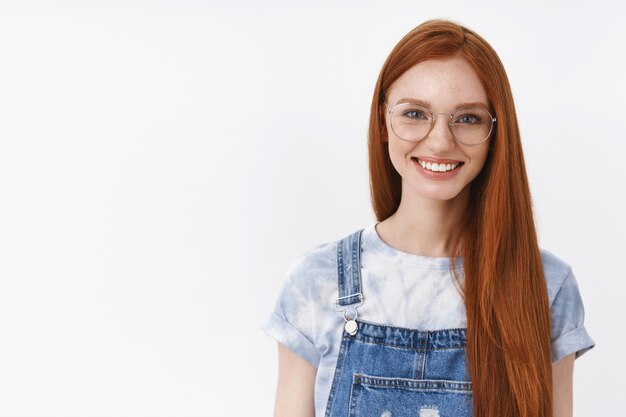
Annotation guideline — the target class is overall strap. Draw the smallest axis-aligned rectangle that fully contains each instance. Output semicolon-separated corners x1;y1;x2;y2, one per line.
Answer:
336;229;364;307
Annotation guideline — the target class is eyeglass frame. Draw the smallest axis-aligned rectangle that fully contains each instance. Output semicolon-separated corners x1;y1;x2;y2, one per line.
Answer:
384;102;497;146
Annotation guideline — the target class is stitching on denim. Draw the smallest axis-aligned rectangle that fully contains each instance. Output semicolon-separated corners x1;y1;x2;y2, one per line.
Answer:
336;230;365;308
348;373;359;417
353;373;472;393
350;230;362;297
324;334;352;417
421;330;429;379
337;236;346;304
350;337;467;351
413;351;423;380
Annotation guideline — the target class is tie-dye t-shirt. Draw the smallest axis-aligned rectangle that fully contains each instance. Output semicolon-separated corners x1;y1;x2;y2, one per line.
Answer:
262;222;595;416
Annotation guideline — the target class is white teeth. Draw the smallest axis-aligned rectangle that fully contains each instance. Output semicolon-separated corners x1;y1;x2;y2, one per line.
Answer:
417;159;459;172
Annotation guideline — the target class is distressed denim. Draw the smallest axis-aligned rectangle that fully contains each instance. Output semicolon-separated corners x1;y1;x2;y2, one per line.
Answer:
327;322;472;417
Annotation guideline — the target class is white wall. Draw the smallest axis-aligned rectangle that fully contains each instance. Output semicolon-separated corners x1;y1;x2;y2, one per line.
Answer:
0;0;623;415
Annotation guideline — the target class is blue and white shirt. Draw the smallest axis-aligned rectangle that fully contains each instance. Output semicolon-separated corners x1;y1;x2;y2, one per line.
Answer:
262;222;595;416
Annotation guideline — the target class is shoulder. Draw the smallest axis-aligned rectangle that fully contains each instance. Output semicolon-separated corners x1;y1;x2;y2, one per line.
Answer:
539;248;574;305
291;239;338;275
538;248;596;361
263;236;341;367
281;236;339;296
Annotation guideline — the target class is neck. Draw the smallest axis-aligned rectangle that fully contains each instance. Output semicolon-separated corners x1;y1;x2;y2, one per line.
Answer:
376;185;470;258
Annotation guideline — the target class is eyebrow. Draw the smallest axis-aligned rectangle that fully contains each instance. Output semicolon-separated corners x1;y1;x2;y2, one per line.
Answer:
396;97;490;110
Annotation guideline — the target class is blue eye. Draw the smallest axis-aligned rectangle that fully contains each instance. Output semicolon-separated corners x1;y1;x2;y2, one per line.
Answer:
455;113;481;125
403;110;428;120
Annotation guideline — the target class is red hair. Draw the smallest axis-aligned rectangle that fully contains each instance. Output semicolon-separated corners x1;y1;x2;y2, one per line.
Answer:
368;20;552;417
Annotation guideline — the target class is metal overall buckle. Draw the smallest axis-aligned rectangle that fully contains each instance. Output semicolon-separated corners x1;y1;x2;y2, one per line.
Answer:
334;293;363;336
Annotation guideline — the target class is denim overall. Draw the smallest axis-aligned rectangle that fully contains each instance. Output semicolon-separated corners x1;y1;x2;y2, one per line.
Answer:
324;229;474;417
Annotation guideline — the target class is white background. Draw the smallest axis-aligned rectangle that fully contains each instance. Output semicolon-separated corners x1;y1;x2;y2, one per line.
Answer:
0;0;623;416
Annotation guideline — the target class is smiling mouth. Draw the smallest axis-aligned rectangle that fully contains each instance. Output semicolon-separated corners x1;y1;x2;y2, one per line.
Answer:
412;157;464;172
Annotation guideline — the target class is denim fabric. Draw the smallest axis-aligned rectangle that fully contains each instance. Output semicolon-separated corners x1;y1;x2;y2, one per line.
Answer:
325;229;472;416
262;223;595;417
326;321;472;417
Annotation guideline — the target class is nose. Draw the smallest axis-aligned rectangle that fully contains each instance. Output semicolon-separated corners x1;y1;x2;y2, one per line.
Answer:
424;113;456;152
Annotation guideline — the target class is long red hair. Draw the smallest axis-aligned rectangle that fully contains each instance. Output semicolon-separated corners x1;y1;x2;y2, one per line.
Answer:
368;20;552;417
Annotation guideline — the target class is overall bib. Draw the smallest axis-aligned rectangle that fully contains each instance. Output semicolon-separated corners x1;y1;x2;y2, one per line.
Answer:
324;229;474;417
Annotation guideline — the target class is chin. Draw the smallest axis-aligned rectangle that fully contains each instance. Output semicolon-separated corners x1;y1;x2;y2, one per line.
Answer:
410;183;469;202
423;191;464;201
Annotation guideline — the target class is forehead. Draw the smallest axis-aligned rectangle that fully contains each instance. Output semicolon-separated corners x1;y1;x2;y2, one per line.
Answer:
387;55;489;110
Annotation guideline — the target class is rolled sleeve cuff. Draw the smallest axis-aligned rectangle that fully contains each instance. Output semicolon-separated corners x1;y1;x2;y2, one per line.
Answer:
551;326;596;363
261;313;321;368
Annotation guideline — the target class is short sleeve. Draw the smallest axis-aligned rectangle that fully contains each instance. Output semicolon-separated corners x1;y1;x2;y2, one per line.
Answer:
549;267;595;363
261;258;321;368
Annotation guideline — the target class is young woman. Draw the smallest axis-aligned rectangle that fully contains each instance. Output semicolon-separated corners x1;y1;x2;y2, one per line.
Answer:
263;19;595;417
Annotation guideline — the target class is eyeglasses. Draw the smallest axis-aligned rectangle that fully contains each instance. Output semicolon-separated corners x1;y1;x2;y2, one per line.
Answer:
385;102;497;146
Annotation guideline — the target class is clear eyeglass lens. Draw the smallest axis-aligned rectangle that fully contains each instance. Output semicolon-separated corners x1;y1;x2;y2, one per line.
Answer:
389;103;432;141
389;103;493;145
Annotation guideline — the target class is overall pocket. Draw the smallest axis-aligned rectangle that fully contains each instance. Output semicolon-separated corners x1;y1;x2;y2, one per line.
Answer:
349;373;473;417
